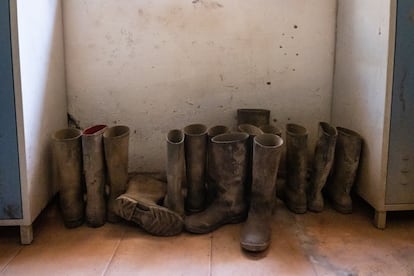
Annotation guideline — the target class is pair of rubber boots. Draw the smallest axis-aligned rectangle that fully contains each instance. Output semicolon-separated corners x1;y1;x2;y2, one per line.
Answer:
284;122;362;214
52;125;130;228
112;127;189;237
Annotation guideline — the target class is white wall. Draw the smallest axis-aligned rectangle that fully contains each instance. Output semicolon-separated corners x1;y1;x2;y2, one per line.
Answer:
331;0;394;210
14;0;67;223
63;0;337;172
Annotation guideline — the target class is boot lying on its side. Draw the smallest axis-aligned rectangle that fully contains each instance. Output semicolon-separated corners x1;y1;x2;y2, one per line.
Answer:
114;174;184;236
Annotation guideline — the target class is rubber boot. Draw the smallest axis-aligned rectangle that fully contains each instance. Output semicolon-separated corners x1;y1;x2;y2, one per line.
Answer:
82;125;107;227
307;122;337;212
183;123;208;213
164;129;185;217
115;174;184;236
237;124;264;207
185;132;249;234
285;123;308;214
52;128;84;228
237;108;270;127
104;125;130;223
206;125;230;205
240;134;283;252
326;127;362;214
259;124;282;137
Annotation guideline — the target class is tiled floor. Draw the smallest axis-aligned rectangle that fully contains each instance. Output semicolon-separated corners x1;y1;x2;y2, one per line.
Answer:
1;197;414;276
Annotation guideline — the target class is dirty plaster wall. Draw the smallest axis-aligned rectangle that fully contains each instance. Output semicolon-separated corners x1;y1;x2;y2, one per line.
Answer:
63;0;337;172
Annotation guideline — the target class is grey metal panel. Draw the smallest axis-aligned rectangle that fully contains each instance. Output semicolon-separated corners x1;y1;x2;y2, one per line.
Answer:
0;0;22;219
386;0;414;204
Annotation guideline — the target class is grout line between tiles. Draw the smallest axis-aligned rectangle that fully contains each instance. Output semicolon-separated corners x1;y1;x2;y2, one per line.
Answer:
0;245;24;274
101;228;126;276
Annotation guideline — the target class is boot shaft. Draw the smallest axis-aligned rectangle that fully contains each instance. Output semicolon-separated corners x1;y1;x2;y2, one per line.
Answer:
103;125;130;222
330;127;362;193
260;124;282;137
52;128;84;227
183;123;208;212
312;122;338;178
82;124;107;227
210;132;249;201
286;123;308;190
166;129;185;216
251;134;284;206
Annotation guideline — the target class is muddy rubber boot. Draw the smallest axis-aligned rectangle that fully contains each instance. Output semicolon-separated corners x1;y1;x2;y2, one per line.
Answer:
164;129;185;217
115;174;184;236
285;123;308;214
238;124;264;207
52;128;84;228
206;125;230;205
104;125;130;223
185;132;249;234
259;124;282;137
240;134;283;252
82;125;107;227
325;127;362;214
183;124;208;213
307;122;337;212
237;108;270;127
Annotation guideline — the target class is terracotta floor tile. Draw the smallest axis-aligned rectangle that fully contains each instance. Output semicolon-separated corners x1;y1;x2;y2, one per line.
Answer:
210;202;316;276
105;225;211;276
0;226;23;273
1;203;124;276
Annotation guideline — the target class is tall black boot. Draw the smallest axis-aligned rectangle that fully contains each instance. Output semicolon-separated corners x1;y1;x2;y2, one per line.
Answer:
307;122;337;212
165;129;185;216
185;132;249;234
240;134;283;252
104;125;130;223
82;124;107;227
285;123;308;214
183;123;208;213
326;127;362;214
52;128;84;228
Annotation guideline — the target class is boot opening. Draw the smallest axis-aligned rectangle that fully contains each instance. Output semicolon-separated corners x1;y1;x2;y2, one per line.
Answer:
103;125;130;138
255;133;283;148
167;129;184;144
286;123;308;136
259;124;282;136
83;125;107;135
207;125;229;138
319;122;337;136
238;124;264;136
184;124;207;136
53;128;82;140
212;132;249;143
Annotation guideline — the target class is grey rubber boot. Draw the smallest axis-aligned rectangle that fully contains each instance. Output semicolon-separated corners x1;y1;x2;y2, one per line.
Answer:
307;122;338;212
206;125;230;205
285;123;308;214
183;123;208;213
185;132;249;234
82;124;107;227
115;174;184;236
325;127;362;214
52;128;84;228
237;108;270;127
237;124;264;206
164;129;185;217
104;125;130;223
240;134;283;252
259;124;282;137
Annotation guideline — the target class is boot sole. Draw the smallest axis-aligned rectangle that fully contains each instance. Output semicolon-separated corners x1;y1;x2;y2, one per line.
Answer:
240;241;269;252
331;202;352;214
117;195;184;236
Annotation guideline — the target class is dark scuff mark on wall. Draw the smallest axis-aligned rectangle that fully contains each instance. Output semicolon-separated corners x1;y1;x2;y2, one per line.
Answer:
68;113;82;129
